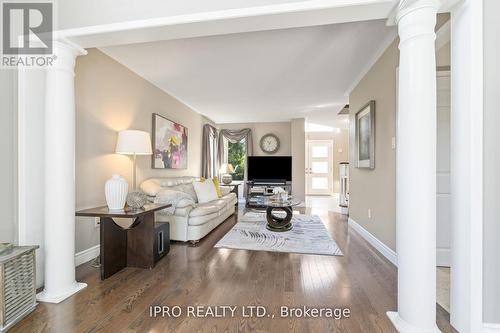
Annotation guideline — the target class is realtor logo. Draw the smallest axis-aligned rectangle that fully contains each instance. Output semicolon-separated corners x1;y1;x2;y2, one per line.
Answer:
2;1;53;54
1;1;55;67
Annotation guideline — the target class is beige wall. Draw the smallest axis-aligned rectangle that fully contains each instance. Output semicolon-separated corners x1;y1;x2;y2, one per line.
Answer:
348;17;451;252
306;130;349;193
437;42;450;68
75;49;209;252
0;69;17;244
291;119;306;202
219;121;291;155
349;39;399;251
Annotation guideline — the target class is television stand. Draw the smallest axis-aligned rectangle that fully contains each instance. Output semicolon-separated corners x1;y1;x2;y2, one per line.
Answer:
246;180;292;208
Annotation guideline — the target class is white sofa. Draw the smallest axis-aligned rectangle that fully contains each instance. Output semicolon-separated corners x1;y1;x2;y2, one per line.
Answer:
140;177;236;243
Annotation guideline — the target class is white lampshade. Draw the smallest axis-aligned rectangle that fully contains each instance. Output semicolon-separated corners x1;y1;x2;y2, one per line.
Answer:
219;163;235;174
116;130;152;155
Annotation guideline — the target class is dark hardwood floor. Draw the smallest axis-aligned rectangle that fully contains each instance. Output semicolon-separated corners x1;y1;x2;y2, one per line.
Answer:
11;208;457;333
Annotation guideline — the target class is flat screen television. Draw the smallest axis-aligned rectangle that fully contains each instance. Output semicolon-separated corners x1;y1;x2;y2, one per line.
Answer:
247;156;292;182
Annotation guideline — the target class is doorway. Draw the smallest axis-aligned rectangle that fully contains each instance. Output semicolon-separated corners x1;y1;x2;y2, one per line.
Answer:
305;140;333;195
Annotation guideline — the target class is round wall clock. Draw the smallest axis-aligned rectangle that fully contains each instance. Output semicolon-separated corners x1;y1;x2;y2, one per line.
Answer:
259;133;280;154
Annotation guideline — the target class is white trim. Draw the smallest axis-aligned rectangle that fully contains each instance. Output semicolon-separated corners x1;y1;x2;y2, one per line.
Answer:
387;311;441;333
75;245;100;267
37;282;87;304
348;217;397;266
17;67;27;245
484;323;500;333
17;68;45;245
468;0;484;328
437;247;450;267
344;29;398;96
439;0;462;12
60;0;396;48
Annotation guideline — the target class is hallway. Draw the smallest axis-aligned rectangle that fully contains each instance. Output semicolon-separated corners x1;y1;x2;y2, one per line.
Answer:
305;194;343;214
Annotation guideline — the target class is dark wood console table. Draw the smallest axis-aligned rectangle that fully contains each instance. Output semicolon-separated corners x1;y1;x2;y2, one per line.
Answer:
76;203;171;279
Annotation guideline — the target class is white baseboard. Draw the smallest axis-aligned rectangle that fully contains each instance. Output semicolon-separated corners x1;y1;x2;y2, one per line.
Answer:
437;247;451;267
75;245;100;267
348;217;398;266
484;323;500;333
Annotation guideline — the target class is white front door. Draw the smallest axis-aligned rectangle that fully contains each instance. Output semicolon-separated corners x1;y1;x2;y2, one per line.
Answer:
306;140;333;195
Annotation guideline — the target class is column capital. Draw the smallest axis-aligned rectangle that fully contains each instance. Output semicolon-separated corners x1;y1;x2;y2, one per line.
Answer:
396;0;441;22
48;38;87;75
396;0;440;46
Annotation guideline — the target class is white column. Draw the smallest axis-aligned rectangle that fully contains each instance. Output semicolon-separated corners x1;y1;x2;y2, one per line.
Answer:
450;0;484;331
387;1;440;332
37;40;88;303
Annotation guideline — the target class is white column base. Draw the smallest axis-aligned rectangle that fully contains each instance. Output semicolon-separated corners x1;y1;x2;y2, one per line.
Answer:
36;282;87;304
387;312;441;333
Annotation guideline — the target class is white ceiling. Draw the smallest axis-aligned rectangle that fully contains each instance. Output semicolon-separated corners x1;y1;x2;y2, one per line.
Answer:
100;19;395;126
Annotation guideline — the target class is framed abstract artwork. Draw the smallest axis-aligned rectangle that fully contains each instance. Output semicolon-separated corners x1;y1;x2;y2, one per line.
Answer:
355;100;375;169
152;113;188;169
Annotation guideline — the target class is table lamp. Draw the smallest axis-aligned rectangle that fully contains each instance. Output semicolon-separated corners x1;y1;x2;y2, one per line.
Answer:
116;130;153;190
220;163;235;185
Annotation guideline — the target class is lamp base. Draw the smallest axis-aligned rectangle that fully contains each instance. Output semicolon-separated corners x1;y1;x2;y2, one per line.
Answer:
221;174;233;185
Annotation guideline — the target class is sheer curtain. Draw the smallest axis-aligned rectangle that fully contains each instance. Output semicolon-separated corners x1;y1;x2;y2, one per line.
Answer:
201;124;218;179
218;128;253;195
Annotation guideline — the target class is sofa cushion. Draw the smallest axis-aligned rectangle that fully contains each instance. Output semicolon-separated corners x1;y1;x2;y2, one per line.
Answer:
141;177;198;196
159;177;196;187
221;193;237;204
189;202;220;217
220;186;231;196
169;183;198;202
200;176;223;198
155;189;194;207
212;176;222;198
188;212;219;226
140;179;162;196
193;179;219;203
173;206;192;217
212;199;228;214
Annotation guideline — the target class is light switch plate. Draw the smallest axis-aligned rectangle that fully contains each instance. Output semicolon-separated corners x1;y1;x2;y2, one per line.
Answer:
391;137;396;149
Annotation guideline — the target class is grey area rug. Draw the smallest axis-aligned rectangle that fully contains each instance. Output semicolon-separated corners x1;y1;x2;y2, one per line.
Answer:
215;212;343;256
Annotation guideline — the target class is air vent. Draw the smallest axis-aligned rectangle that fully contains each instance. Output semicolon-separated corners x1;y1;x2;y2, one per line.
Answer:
1;246;38;332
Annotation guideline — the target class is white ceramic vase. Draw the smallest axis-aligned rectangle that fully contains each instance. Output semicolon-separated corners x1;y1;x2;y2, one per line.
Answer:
221;174;233;185
105;174;128;210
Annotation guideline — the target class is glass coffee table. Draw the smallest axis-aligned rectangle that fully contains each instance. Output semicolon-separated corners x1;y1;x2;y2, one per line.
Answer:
250;196;301;232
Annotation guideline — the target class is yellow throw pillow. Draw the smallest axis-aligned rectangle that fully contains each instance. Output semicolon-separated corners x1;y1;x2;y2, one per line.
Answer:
199;176;222;198
212;176;222;198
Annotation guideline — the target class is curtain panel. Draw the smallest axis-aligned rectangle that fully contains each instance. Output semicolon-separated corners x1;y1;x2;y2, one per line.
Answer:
201;124;218;179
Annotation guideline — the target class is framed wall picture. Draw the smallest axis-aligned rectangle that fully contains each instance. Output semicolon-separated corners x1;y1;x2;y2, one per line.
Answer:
152;113;188;169
355;100;375;169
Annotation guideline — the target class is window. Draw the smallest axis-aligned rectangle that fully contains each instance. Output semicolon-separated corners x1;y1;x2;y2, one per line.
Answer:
227;139;246;181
